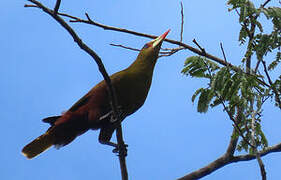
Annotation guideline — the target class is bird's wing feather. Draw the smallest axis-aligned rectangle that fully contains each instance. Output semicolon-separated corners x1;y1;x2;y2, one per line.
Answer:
68;93;91;112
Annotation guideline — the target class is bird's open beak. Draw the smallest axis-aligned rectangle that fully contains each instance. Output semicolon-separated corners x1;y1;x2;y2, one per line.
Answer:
152;29;170;48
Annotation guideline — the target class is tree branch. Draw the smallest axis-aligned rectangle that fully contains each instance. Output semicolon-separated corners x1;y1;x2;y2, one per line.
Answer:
178;142;281;180
110;43;141;52
178;123;239;180
25;1;128;179
251;109;267;180
262;60;281;108
57;11;270;87
220;42;228;64
59;13;238;66
54;0;61;15
225;108;241;156
261;0;272;7
180;2;184;43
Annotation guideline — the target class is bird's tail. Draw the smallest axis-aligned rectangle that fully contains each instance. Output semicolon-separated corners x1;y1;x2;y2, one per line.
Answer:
22;131;55;159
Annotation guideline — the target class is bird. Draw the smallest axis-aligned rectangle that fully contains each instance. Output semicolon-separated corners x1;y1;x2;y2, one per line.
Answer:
22;29;170;159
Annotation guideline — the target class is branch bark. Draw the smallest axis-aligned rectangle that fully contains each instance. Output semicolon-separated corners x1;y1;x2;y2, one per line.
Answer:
59;12;270;88
25;1;128;179
53;0;61;15
178;141;281;180
251;109;267;180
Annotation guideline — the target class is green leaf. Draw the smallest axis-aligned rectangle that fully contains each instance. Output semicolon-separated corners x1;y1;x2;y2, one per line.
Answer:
210;97;223;107
197;89;214;113
191;88;204;103
222;79;233;98
226;73;242;99
182;56;219;78
261;7;281;30
211;67;229;91
256;21;263;32
239;26;248;45
268;52;281;71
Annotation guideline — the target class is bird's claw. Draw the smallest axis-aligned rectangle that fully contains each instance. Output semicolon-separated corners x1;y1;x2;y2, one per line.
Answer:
112;143;128;156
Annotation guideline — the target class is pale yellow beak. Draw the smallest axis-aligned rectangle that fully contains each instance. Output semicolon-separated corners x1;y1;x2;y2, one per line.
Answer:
152;29;170;48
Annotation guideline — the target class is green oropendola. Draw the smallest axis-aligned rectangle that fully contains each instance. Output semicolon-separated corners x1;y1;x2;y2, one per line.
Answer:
22;30;170;159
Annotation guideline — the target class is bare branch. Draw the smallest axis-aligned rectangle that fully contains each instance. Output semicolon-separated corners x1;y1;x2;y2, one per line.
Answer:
251;109;267;180
178;154;232;180
254;60;261;73
180;2;184;43
261;0;272;8
56;11;272;87
225;108;241;156
178;142;281;180
192;39;206;54
24;4;37;8
110;43;185;58
220;42;228;64
234;142;281;161
54;0;61;15
110;43;141;52
60;13;235;64
257;153;267;180
158;47;184;58
25;1;128;179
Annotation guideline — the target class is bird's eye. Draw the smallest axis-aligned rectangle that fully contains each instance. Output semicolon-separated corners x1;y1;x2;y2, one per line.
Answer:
142;43;150;49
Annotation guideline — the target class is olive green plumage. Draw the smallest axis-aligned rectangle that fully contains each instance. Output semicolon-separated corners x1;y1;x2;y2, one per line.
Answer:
22;30;170;159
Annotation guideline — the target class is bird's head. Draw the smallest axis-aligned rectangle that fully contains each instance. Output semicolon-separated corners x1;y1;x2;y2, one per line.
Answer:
138;29;170;62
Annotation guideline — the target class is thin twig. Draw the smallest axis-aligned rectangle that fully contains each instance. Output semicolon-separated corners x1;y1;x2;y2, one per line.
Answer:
261;60;281;108
192;39;206;54
110;43;185;58
25;1;128;179
220;42;228;64
254;60;261;73
180;2;184;43
158;48;183;58
54;0;61;15
24;4;37;8
261;0;272;7
110;43;141;52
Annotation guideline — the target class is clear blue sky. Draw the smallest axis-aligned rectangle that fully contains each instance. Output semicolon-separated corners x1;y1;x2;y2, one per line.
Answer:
2;0;281;179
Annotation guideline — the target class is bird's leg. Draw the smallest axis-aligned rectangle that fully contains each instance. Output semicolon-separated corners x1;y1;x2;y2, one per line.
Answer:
99;138;128;156
99;139;127;156
99;139;118;148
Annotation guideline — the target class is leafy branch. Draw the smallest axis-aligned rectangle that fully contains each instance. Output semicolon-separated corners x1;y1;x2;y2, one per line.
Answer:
180;0;280;179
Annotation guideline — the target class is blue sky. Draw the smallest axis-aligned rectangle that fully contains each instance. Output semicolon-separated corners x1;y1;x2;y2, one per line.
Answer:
2;0;281;179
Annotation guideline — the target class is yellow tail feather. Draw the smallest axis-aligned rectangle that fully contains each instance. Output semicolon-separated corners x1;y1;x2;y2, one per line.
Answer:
22;132;54;159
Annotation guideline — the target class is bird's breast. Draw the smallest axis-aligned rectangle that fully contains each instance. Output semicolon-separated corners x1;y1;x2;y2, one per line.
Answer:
114;71;153;115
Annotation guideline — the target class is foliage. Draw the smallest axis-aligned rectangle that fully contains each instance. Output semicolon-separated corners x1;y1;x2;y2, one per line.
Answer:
182;56;269;152
182;0;281;153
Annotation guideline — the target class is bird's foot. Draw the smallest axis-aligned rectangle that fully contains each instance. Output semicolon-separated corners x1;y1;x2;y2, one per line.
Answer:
112;143;128;157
